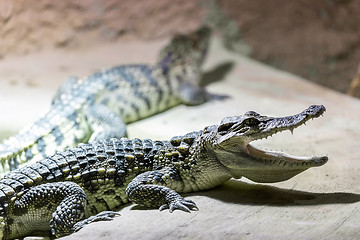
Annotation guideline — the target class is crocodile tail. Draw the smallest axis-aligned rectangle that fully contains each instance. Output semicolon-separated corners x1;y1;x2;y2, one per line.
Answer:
0;144;35;175
155;25;211;82
0;136;38;175
0;107;91;175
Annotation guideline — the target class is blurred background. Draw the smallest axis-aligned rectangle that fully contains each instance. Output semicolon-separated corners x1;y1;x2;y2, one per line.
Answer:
0;0;359;97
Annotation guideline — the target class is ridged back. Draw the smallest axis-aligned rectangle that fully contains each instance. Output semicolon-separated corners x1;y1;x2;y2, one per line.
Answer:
0;131;203;216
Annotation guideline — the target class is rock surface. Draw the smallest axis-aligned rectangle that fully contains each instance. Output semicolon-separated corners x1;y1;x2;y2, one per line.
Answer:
1;1;359;96
0;0;204;57
1;36;360;239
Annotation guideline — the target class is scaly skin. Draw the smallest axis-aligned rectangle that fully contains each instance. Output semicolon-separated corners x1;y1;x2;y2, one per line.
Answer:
0;105;327;239
0;26;216;174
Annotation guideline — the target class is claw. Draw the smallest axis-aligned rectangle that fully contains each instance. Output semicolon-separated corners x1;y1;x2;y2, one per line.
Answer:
170;202;191;213
159;198;198;213
159;204;168;212
208;92;230;101
72;211;120;233
92;211;121;220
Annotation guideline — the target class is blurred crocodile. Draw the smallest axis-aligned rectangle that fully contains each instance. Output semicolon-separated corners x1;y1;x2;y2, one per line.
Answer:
0;105;328;239
0;26;219;174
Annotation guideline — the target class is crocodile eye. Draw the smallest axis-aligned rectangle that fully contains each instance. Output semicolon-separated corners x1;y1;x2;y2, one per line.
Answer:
245;111;260;117
217;122;235;133
243;118;260;126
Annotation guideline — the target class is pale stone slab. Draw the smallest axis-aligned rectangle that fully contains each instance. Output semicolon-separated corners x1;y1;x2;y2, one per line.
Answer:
1;36;359;239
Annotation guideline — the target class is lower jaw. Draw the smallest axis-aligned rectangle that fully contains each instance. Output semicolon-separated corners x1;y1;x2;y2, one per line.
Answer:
246;143;318;164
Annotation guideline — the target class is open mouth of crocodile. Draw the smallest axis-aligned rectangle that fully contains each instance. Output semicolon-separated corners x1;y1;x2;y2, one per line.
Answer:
245;142;328;166
215;105;328;183
243;105;328;167
222;105;328;183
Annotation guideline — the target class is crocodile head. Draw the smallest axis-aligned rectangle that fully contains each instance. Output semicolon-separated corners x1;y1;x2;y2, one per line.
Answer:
209;105;328;183
157;25;211;77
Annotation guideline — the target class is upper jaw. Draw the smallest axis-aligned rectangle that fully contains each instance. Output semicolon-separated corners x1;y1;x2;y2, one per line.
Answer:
249;105;326;141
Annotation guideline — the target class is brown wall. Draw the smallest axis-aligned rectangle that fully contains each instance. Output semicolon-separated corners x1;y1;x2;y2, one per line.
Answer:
219;0;360;94
1;0;359;96
0;0;204;57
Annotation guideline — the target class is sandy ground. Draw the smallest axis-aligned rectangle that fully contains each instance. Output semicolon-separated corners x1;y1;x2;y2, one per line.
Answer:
1;37;360;239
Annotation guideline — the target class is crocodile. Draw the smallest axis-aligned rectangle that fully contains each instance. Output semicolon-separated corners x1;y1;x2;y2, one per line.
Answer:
0;105;328;239
0;26;216;174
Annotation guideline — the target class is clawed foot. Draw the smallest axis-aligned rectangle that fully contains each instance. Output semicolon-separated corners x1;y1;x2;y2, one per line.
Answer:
159;197;198;213
72;211;120;232
207;92;230;101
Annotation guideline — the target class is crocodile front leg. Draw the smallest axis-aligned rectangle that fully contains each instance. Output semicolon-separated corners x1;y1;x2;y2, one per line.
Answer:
126;167;198;212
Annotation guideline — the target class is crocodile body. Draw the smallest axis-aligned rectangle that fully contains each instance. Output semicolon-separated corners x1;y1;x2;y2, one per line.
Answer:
0;105;328;239
0;26;213;174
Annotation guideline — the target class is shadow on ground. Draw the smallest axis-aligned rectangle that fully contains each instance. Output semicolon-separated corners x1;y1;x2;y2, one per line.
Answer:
129;179;360;212
200;61;234;87
196;179;360;206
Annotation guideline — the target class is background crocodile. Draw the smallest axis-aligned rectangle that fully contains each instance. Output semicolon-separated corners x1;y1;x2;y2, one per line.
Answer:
0;26;220;174
0;105;328;239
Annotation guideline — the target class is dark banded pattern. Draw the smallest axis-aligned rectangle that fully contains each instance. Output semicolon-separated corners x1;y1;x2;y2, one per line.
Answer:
0;26;212;175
